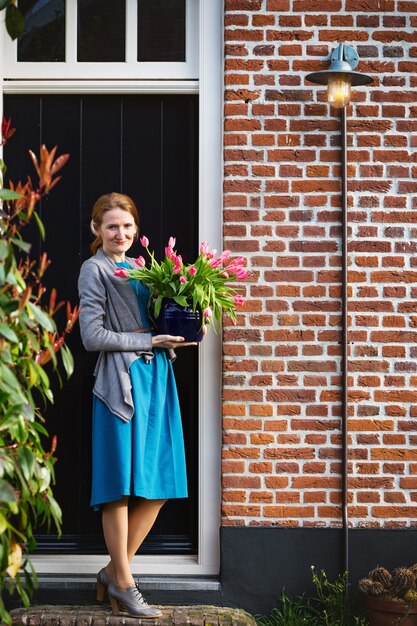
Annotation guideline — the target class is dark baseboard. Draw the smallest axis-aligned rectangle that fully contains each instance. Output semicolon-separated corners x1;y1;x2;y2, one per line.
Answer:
220;526;417;615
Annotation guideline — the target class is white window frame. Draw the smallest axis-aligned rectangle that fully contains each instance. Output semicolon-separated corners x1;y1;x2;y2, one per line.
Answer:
0;0;223;577
4;0;199;80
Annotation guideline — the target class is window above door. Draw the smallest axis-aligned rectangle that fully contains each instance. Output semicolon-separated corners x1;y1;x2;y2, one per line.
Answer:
4;0;198;79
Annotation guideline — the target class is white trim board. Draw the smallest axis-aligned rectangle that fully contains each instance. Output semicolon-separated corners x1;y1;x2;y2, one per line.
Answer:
0;0;223;577
2;81;199;94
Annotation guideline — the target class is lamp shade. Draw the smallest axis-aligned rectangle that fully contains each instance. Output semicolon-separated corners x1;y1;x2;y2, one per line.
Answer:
305;43;373;106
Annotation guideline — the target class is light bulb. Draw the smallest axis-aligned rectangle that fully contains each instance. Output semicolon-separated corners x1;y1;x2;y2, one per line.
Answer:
327;75;352;108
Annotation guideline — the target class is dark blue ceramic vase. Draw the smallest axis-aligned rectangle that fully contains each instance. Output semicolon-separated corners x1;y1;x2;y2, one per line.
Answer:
157;299;204;342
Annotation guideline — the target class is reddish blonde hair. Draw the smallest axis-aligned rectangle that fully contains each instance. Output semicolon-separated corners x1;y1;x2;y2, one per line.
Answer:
90;192;139;254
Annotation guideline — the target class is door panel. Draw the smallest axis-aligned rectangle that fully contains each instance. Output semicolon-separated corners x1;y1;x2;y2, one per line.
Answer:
4;94;199;554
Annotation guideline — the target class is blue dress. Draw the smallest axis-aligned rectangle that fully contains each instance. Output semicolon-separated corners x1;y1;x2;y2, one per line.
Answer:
90;265;188;509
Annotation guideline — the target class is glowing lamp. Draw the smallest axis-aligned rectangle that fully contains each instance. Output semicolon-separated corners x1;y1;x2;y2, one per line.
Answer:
306;43;372;108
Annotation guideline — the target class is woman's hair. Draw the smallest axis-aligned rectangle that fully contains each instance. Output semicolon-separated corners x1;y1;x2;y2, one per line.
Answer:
90;192;139;254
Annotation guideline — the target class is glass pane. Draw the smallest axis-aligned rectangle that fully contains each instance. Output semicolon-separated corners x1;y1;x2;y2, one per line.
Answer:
77;0;125;62
17;0;65;62
138;0;185;62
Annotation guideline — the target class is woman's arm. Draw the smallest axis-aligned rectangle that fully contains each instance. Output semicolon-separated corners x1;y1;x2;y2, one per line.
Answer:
78;262;153;353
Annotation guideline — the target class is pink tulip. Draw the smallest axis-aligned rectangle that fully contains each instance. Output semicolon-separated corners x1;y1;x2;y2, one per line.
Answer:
200;241;209;255
207;249;217;259
168;236;176;248
235;268;249;279
179;275;187;284
134;256;146;267
203;307;212;318
114;268;130;278
173;264;182;275
188;265;197;276
220;271;229;279
165;246;175;259
220;250;231;263
234;295;245;306
140;235;149;248
209;257;223;268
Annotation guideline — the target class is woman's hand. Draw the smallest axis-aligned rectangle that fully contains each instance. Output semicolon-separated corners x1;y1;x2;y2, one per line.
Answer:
152;335;198;349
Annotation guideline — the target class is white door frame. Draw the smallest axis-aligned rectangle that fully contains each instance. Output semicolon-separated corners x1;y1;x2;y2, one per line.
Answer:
0;0;223;577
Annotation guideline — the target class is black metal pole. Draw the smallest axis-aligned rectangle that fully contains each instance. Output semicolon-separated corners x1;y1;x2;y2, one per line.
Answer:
341;106;349;578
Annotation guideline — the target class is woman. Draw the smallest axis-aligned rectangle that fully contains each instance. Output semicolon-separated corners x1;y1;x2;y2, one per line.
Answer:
78;192;194;618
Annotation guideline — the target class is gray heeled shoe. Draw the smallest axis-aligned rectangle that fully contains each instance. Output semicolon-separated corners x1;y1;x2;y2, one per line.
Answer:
96;567;113;601
108;581;162;619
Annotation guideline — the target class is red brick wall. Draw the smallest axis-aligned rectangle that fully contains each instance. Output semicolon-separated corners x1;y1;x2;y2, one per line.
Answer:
222;0;417;528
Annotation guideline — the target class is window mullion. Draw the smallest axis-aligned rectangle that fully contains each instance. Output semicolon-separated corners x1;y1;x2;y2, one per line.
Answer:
66;0;77;63
126;0;138;63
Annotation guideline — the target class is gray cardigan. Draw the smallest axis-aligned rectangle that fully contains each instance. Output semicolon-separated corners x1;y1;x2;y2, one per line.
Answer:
78;248;162;422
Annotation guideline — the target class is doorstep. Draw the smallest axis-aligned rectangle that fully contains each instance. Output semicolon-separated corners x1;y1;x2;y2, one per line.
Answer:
10;604;256;626
5;576;223;609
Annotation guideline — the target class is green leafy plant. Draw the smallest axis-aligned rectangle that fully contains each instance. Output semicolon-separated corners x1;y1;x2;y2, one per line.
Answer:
115;235;247;333
310;568;368;626
0;1;25;41
256;568;368;626
0;118;78;625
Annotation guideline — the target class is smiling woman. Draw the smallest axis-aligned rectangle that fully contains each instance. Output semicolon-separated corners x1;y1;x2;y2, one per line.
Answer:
90;193;139;259
78;191;196;619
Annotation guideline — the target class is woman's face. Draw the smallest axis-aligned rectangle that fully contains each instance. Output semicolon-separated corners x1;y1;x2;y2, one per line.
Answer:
97;208;137;259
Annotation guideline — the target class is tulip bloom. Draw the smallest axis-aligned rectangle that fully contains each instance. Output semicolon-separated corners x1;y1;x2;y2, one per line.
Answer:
168;236;176;248
207;249;217;260
200;241;209;255
179;275;187;284
203;307;212;318
234;295;245;306
114;268;130;278
134;256;146;267
140;235;149;248
165;246;175;259
173;264;182;275
188;265;197;276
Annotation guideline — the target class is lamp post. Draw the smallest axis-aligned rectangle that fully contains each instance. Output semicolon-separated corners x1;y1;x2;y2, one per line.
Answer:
306;44;373;576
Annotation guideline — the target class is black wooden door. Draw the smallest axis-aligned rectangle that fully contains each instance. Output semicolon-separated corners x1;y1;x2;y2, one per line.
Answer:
4;94;199;555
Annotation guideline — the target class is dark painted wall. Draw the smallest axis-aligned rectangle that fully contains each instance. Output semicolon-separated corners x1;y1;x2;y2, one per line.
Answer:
220;527;417;616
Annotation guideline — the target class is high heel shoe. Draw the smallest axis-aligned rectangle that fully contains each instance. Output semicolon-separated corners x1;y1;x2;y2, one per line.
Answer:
96;567;113;602
108;581;162;619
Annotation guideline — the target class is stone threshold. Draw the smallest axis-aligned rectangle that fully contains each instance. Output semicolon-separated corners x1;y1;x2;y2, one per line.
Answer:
34;575;221;592
11;604;256;626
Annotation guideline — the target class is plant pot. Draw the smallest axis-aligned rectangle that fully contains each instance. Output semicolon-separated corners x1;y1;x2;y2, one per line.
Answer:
366;596;417;626
157;299;204;342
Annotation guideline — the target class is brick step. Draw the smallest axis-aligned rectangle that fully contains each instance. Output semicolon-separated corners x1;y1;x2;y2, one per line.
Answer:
10;604;256;626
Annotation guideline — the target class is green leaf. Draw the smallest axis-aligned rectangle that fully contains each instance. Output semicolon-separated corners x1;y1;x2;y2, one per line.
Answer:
0;240;8;260
0;362;22;393
27;302;55;332
0;478;16;502
0;512;8;535
60;344;74;378
33;211;45;240
0;323;18;343
5;4;25;40
11;238;31;253
0;188;22;200
18;447;35;482
153;295;164;319
173;295;188;307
